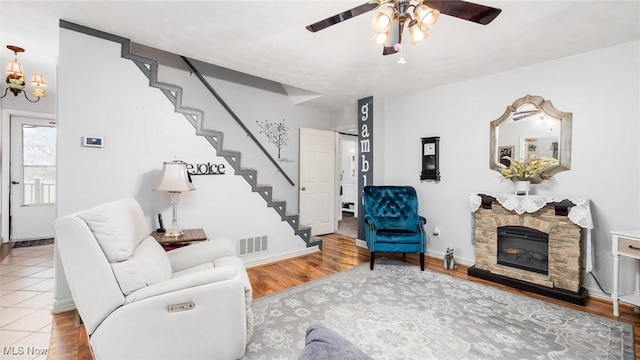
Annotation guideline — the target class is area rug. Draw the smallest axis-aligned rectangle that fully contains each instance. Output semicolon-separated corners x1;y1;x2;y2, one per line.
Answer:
245;259;633;360
12;238;54;248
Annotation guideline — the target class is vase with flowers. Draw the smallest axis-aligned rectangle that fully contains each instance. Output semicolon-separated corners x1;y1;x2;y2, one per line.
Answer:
500;156;557;195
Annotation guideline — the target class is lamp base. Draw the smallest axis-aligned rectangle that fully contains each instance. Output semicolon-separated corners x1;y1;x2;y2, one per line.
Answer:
165;226;184;237
166;193;183;237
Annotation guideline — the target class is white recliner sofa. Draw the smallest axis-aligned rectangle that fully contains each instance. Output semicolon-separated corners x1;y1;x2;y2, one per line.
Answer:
55;198;253;359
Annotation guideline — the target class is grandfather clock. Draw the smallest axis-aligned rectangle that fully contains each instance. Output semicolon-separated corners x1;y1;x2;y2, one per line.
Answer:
420;137;440;181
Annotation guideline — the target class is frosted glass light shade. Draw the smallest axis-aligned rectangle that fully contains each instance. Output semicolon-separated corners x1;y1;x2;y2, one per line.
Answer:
371;7;394;33
409;21;427;44
414;5;439;31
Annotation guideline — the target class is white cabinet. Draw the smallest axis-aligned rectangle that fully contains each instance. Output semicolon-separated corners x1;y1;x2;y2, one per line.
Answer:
611;230;640;316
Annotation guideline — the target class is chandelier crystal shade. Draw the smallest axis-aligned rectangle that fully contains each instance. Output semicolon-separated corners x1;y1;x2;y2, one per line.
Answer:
1;45;47;103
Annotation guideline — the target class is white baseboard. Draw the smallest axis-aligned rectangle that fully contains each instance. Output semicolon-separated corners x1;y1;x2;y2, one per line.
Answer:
53;297;76;314
244;246;320;268
355;239;367;248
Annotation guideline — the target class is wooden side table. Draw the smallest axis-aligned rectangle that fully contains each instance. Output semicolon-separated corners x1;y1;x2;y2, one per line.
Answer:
611;230;640;316
151;228;207;250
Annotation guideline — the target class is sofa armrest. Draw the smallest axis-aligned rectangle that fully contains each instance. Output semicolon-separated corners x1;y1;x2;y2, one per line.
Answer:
125;264;239;304
92;268;247;360
167;237;236;272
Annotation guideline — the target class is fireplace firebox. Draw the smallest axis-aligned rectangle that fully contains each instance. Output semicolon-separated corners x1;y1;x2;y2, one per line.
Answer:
497;226;548;275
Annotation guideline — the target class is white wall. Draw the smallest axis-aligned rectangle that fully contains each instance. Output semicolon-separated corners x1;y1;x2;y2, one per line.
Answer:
54;27;334;309
381;40;640;296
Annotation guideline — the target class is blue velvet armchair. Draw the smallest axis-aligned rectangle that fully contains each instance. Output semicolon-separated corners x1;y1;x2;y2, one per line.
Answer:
363;186;427;271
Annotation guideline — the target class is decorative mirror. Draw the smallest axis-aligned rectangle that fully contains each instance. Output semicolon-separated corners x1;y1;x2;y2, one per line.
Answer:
490;94;572;180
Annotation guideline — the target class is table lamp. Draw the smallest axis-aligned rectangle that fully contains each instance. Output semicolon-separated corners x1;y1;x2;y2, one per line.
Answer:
153;160;195;236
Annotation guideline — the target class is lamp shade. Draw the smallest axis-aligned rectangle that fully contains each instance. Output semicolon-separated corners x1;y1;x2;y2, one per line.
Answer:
5;58;24;76
153;160;195;193
30;73;46;86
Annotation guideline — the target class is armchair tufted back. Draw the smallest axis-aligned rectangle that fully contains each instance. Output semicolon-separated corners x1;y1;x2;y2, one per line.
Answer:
363;186;419;231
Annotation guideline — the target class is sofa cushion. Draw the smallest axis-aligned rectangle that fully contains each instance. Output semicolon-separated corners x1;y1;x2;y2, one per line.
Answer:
172;263;214;278
79;198;150;263
111;237;172;295
298;324;372;360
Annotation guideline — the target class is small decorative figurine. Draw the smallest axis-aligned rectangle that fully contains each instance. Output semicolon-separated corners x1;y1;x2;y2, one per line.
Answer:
443;248;457;270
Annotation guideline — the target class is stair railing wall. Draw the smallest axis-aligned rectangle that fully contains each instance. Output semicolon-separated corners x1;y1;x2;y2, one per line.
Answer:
129;43;322;211
59;20;327;247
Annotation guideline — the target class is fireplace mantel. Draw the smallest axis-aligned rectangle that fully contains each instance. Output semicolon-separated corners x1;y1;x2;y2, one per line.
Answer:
468;193;593;228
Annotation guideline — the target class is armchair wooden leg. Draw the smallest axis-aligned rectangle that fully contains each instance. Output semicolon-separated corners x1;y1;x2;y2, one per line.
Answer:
370;252;375;270
420;252;425;271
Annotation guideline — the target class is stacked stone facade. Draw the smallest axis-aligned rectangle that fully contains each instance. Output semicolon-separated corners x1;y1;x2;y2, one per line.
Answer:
474;202;582;293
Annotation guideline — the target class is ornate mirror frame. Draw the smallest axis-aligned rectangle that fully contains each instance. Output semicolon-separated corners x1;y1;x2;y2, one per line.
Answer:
490;94;572;177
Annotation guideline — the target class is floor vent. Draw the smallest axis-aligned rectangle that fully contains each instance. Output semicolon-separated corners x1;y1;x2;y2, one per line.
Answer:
238;236;268;256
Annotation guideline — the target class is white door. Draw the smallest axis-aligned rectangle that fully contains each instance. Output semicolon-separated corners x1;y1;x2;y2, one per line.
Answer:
299;128;335;235
10;116;56;241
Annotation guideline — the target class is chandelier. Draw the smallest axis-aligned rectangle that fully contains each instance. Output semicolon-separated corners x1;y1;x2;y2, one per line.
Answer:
1;45;47;102
371;0;440;62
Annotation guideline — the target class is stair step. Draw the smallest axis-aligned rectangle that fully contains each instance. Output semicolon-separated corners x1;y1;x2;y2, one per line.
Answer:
120;40;320;249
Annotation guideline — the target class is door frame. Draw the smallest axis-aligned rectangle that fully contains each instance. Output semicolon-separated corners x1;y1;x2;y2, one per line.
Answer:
333;126;359;238
1;109;56;243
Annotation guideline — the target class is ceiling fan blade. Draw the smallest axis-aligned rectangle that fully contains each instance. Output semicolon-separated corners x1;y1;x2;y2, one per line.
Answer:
306;2;379;32
382;46;398;55
423;0;502;25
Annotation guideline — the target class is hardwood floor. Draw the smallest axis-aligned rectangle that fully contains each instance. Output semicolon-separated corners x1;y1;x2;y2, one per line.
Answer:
47;234;640;359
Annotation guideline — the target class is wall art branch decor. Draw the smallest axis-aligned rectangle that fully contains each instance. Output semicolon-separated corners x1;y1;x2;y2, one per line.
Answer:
256;118;291;162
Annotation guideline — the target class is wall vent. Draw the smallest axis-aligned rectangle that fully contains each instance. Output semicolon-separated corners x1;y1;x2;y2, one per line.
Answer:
238;236;268;256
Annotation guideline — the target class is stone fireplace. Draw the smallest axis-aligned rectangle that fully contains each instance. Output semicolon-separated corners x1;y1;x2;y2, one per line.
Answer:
468;194;590;305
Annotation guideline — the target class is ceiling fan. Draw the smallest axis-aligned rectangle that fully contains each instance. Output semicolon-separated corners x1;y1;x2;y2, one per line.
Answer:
306;0;501;56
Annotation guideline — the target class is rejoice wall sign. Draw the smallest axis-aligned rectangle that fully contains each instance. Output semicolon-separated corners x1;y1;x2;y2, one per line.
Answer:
186;162;226;175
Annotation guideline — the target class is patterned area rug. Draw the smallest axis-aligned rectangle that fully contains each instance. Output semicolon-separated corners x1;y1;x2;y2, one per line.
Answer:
245;259;633;360
12;238;54;248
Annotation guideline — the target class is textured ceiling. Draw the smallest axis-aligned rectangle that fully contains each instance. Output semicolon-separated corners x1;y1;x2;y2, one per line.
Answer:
1;1;639;110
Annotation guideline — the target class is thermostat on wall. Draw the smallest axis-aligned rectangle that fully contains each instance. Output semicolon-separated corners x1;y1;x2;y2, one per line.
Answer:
82;136;104;148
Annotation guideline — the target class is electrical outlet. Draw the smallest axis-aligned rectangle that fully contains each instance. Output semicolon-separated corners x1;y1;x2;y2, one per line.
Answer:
433;226;440;237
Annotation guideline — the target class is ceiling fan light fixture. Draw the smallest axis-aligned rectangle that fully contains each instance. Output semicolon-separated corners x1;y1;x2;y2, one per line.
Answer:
372;31;389;45
371;6;395;33
408;20;427;44
414;4;439;31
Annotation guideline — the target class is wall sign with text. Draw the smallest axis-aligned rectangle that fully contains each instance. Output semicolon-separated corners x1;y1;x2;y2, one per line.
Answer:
357;96;373;241
187;162;226;175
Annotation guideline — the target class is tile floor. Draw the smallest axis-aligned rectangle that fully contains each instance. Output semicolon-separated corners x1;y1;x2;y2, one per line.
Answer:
0;244;55;360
